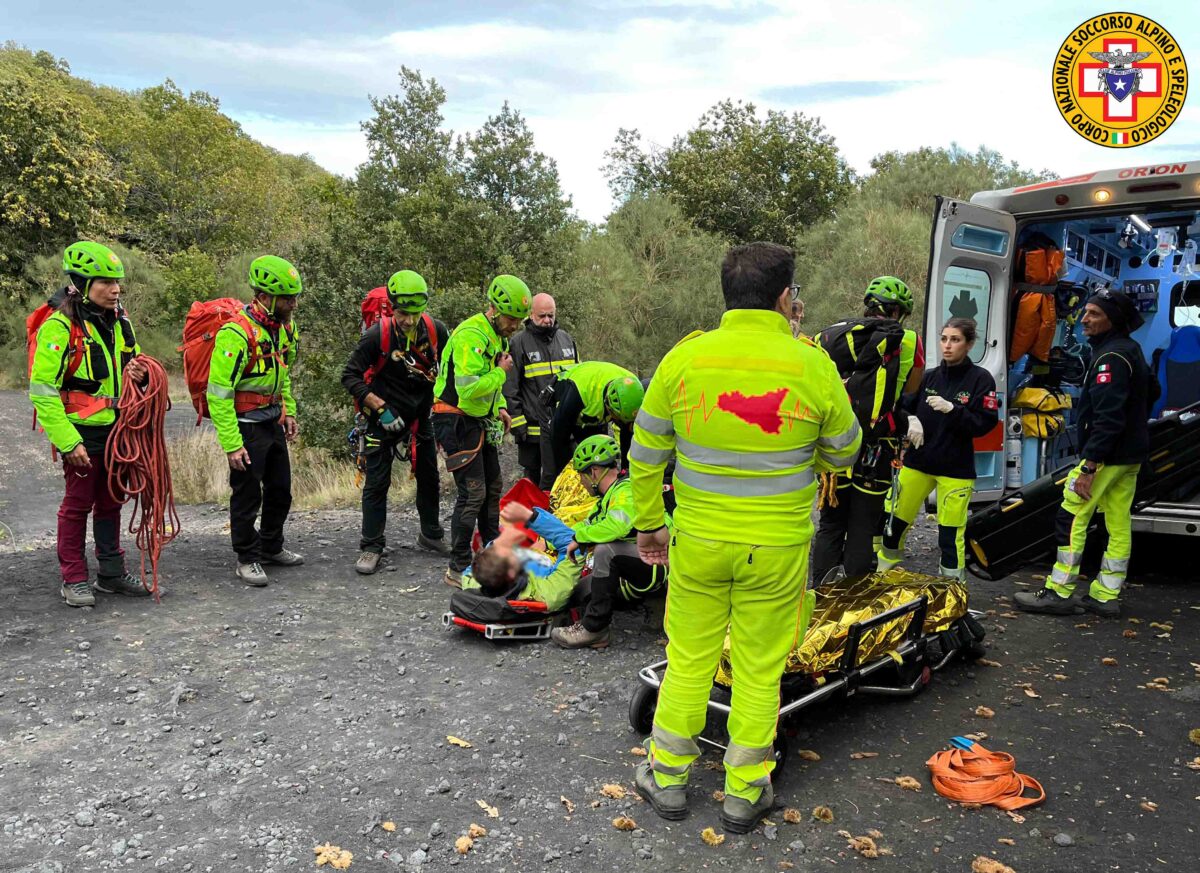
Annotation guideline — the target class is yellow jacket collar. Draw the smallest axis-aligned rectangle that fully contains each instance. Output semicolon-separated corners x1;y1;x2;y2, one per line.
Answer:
719;308;790;333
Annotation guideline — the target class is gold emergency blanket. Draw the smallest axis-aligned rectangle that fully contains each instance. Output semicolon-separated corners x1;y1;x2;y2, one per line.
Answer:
715;569;968;686
548;466;598;529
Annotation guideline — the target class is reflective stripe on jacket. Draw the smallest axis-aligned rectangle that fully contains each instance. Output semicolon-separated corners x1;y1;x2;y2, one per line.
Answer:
630;309;861;546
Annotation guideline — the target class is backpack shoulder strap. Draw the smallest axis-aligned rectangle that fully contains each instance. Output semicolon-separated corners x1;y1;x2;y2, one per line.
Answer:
380;317;393;357
231;311;261;369
422;313;438;359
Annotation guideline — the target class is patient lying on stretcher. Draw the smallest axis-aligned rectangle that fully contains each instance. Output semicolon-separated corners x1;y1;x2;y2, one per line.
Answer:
460;509;583;613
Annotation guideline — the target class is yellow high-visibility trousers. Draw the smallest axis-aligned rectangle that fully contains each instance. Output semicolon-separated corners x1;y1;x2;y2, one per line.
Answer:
648;530;814;800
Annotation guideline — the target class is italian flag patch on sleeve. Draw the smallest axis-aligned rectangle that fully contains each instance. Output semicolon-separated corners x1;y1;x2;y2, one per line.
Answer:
46;342;62;351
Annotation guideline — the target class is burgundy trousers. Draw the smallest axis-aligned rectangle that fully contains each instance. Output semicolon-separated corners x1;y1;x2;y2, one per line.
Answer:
57;451;126;584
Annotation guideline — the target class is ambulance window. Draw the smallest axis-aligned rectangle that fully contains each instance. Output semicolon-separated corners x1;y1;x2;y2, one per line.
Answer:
942;266;991;363
1105;253;1121;277
1085;244;1104;271
951;224;1009;257
1066;231;1085;262
1172;280;1200;327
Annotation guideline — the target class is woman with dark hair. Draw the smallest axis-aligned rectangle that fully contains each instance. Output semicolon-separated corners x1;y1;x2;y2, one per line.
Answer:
29;241;148;607
876;317;998;580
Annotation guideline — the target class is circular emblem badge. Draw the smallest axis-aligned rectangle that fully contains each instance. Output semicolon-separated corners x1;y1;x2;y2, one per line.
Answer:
108;253;120;263
288;268;299;279
390;349;404;362
1052;13;1187;147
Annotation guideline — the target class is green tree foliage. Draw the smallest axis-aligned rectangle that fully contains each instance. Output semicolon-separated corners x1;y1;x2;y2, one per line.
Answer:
162;246;221;325
0;76;126;280
795;145;1052;334
559;194;727;375
604;100;854;244
116;81;314;256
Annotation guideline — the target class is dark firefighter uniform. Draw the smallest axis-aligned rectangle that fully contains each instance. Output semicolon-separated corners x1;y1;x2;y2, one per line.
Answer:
504;320;578;488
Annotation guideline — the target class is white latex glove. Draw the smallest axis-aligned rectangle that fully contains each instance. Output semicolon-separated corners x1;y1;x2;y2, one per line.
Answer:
926;395;955;414
906;416;925;448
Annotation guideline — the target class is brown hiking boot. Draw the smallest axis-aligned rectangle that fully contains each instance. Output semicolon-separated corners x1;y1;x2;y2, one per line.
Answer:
551;621;611;649
444;567;464;589
355;551;382;575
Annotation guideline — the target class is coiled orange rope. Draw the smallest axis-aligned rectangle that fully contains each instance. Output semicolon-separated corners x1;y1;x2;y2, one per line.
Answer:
926;740;1046;810
106;355;179;601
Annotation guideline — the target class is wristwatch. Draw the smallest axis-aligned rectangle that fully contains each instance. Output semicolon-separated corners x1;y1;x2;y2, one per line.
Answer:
1079;463;1097;475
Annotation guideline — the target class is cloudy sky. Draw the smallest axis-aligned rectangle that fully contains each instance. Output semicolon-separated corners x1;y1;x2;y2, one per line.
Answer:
6;1;1198;221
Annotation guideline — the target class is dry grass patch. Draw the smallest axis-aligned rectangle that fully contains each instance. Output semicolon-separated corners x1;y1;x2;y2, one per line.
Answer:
167;429;388;510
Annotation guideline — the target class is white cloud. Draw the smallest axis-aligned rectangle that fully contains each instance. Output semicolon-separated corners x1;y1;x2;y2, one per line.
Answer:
119;2;1200;222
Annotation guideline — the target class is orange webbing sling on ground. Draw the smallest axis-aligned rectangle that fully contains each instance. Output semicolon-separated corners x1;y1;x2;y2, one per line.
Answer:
926;737;1046;810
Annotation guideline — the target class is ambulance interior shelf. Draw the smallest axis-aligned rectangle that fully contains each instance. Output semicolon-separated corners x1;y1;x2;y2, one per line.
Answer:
999;208;1199;489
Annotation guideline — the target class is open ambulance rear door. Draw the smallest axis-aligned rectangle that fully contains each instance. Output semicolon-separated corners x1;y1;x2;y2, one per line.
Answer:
924;197;1016;502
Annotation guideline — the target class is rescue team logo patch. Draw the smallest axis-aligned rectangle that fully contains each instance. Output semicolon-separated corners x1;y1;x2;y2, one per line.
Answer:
1053;13;1187;147
956;392;972;405
983;391;999;411
716;388;789;434
1097;372;1113;384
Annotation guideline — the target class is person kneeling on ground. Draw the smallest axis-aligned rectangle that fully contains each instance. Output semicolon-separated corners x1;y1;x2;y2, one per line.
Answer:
504;435;667;650
462;503;583;613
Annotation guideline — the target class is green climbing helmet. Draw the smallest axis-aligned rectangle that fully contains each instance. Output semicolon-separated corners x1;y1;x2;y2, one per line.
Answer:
572;434;621;472
486;275;532;319
387;270;429;313
249;255;303;296
604;376;645;423
63;241;124;280
864;276;913;314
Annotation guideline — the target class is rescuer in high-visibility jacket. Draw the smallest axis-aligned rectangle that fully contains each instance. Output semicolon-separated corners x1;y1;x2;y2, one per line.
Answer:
29;241;150;607
1015;290;1151;619
433;275;532;588
546;360;643;482
629;242;861;834
207;255;304;588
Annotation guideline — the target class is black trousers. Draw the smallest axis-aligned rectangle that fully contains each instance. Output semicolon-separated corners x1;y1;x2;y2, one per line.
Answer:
360;404;442;553
516;434;544;487
229;420;292;563
436;415;502;572
581;540;663;632
811;485;886;584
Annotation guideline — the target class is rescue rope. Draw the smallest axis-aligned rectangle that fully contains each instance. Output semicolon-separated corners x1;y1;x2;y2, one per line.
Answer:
106;355;179;601
925;739;1045;811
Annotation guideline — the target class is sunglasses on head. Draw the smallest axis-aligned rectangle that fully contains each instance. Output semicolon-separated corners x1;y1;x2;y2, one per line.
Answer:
788;284;801;302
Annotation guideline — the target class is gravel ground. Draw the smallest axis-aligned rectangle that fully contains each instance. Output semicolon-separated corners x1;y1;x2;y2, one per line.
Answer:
1;390;1197;873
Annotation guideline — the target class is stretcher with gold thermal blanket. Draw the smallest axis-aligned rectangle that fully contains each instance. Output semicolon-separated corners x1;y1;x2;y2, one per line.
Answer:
630;570;986;771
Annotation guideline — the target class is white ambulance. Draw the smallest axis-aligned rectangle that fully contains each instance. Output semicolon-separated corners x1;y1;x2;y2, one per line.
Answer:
925;160;1200;537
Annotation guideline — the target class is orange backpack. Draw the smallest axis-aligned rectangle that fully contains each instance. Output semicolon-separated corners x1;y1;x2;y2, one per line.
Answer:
178;298;259;422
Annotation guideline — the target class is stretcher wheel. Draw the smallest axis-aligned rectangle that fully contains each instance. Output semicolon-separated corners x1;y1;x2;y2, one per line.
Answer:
629;684;658;735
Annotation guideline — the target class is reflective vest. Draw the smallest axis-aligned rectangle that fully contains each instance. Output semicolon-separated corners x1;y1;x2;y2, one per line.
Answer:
574;475;637;544
434;312;508;419
559;360;637;424
630;309;862;547
206;312;298;453
29;310;140;453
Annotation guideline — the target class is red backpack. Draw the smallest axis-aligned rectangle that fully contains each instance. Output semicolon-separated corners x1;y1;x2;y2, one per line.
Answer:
361;287;393;334
178;298;259;422
26;302;86;433
27;303;85;384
